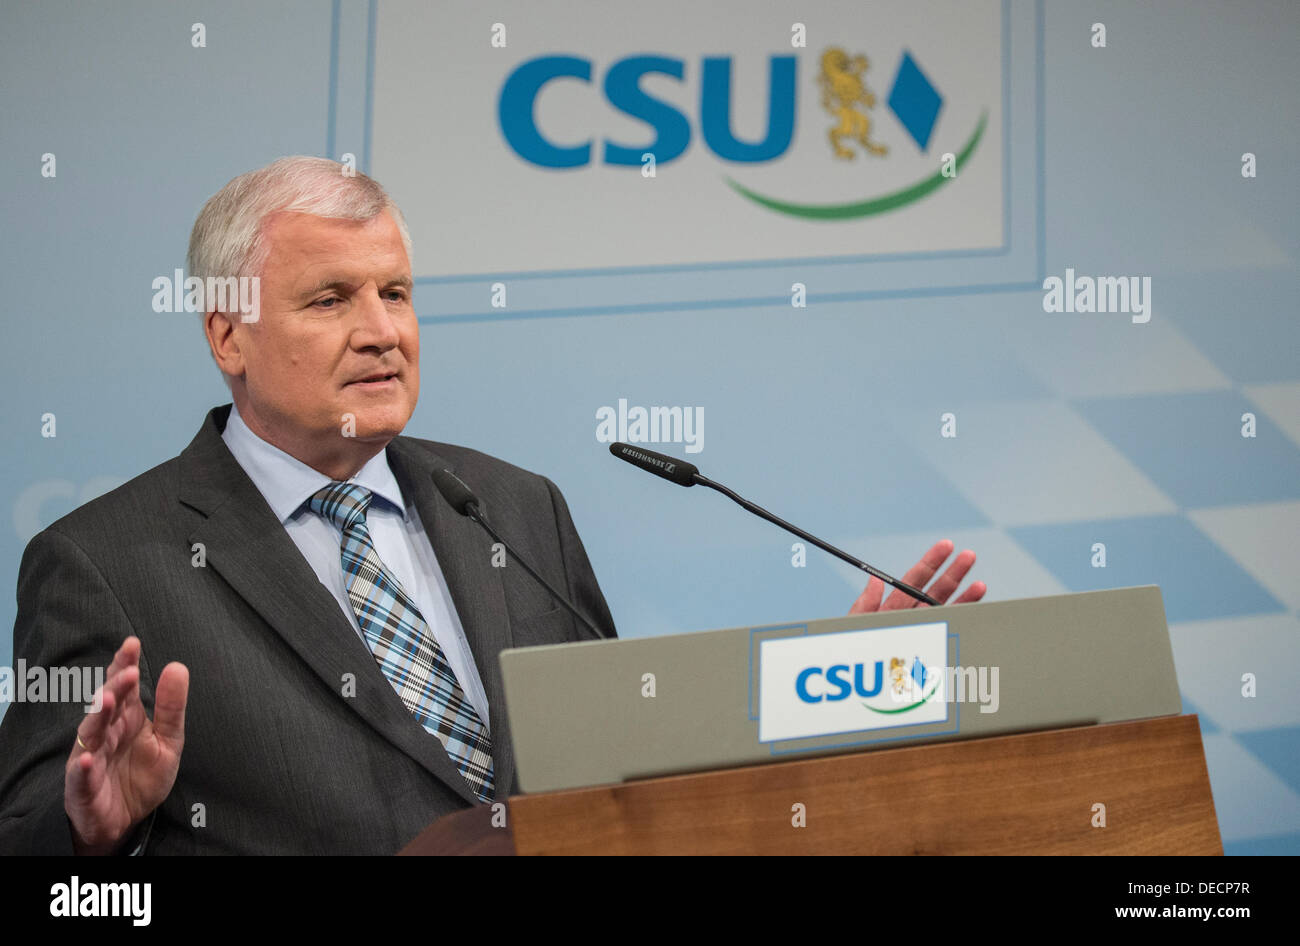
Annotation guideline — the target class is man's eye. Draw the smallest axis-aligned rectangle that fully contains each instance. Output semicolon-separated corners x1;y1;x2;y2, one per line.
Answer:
313;297;339;308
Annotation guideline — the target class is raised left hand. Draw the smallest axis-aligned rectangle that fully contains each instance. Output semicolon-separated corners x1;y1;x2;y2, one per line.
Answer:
849;539;986;613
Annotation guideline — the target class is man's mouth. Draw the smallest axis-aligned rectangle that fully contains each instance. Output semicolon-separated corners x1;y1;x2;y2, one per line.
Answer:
347;371;399;386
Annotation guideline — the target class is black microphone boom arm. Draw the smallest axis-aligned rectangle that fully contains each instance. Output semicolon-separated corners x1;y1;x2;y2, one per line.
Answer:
431;470;611;640
692;473;939;607
609;442;938;607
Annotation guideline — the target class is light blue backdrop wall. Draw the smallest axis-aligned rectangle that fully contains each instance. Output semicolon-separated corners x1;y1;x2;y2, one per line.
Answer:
2;0;1297;854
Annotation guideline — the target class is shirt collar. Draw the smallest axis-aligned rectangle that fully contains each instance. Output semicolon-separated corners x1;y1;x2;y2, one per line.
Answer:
221;401;408;524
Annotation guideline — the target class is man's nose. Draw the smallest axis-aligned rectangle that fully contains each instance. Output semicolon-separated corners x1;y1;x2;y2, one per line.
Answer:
350;284;402;351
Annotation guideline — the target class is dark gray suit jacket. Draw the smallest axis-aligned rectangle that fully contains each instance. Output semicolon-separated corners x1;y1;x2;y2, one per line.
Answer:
0;405;616;854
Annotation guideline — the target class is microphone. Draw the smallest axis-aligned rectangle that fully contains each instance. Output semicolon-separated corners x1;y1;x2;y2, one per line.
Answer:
430;469;611;640
608;442;699;487
608;442;939;607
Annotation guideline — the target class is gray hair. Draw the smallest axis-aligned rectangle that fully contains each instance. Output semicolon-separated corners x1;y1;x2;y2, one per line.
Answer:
187;155;412;290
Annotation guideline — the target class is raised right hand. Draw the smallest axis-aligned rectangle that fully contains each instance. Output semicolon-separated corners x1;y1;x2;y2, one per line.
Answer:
64;637;189;855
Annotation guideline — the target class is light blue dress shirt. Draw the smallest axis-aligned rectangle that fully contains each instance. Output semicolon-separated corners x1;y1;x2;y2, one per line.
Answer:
220;402;490;727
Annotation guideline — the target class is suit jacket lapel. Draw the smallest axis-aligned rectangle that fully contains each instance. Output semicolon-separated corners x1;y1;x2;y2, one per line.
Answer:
386;437;517;798
178;406;483;807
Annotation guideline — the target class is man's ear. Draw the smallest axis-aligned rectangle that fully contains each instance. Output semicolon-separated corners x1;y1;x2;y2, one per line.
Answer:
204;309;245;379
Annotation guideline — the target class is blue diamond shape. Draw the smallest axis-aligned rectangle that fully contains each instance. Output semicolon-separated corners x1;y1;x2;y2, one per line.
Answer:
887;52;943;151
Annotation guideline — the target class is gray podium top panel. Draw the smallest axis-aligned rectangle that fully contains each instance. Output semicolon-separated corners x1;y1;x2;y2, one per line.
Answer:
500;586;1180;794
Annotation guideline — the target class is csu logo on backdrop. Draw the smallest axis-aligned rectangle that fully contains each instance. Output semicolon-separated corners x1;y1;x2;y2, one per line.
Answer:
498;45;987;220
498;54;795;168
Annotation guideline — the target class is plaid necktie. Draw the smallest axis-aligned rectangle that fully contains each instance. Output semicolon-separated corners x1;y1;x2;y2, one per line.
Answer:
309;481;494;803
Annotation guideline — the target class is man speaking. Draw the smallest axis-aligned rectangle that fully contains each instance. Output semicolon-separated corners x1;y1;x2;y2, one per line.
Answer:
0;157;984;855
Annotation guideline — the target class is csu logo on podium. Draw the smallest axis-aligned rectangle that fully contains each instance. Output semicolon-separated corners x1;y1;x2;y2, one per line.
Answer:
759;622;949;743
794;654;940;712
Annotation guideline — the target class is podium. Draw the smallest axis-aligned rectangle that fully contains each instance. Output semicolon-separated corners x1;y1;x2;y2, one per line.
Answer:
400;713;1220;855
399;587;1221;854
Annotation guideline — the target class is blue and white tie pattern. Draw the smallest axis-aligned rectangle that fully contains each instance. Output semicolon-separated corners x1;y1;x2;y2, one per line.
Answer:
310;481;494;802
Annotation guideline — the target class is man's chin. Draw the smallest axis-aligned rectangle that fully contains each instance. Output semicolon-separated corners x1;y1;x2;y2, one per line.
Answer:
337;398;414;442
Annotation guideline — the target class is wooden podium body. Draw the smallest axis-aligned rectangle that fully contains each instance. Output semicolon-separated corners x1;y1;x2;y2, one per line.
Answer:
400;714;1221;855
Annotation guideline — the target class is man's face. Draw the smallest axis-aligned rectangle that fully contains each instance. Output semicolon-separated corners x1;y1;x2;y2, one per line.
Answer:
222;210;419;469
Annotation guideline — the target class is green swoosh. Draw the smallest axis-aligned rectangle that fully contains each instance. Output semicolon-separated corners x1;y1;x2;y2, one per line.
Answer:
862;680;941;715
724;110;987;220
